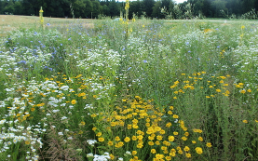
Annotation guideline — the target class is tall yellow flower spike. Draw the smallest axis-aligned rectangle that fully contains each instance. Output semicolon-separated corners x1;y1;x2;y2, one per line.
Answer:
39;6;44;28
125;0;130;39
125;0;130;11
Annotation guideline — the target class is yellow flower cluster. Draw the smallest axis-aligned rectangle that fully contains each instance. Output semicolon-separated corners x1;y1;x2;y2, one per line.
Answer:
91;96;209;160
173;72;244;99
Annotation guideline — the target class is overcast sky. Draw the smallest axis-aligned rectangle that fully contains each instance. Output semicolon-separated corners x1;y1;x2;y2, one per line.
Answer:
174;0;187;3
118;0;187;3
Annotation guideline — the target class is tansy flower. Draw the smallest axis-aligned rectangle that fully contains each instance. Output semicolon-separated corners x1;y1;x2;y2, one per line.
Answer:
160;130;166;134
198;136;203;141
133;156;138;160
181;136;187;141
161;146;167;151
163;141;171;146
240;90;246;94
168;111;173;115
80;121;86;126
184;146;190;152
115;136;120;141
168;136;174;142
170;152;176;157
155;154;164;159
71;99;77;104
137;143;143;148
195;147;203;154
148;141;154;146
98;137;104;142
25;141;30;145
193;129;202;133
178;150;183;154
216;89;221;92
137;135;143;140
124;137;131;143
132;135;137;141
110;154;115;160
151;149;156;154
111;122;117;127
186;153;191;158
118;141;124;147
155;141;160;145
91;114;97;118
206;142;212;147
166;122;172;127
148;136;155;141
157;135;163;140
165;156;172;160
108;141;113;146
132;151;137;155
92;127;97;131
172;114;178;119
243;120;248;123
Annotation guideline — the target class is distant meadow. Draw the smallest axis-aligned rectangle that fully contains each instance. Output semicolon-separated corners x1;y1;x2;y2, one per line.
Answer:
0;7;258;161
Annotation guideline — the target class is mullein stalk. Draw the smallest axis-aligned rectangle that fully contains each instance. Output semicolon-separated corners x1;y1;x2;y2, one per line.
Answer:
125;0;129;40
39;6;44;29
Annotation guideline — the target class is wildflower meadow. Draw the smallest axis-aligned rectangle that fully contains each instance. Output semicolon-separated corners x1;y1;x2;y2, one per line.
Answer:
0;7;258;161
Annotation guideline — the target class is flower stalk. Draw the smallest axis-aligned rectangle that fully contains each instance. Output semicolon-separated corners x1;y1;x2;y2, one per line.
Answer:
125;0;129;39
39;6;44;29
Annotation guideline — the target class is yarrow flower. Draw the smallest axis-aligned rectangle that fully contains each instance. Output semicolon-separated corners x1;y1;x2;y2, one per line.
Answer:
87;139;97;146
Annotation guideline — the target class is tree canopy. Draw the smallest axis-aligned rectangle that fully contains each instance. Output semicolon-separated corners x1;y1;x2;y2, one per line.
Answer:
0;0;257;19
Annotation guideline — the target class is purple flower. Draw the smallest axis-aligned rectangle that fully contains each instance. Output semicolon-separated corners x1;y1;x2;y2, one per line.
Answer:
18;60;26;64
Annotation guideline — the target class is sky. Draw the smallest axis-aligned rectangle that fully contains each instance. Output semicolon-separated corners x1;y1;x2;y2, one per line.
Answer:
118;0;187;3
174;0;187;3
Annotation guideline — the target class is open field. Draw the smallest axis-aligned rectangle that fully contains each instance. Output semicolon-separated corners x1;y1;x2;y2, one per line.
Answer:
0;15;258;161
0;15;95;36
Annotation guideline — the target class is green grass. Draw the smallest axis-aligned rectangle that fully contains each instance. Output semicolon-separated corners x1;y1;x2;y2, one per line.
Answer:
0;16;257;161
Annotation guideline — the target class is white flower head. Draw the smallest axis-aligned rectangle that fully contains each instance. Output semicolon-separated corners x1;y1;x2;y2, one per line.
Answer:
58;132;63;136
87;153;94;158
87;139;97;146
118;157;123;161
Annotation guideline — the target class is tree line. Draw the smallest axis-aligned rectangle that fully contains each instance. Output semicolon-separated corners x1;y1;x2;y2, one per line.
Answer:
0;0;258;19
